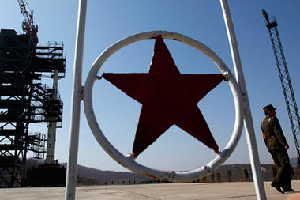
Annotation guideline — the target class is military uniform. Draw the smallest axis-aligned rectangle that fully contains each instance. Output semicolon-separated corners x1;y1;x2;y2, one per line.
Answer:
261;114;293;191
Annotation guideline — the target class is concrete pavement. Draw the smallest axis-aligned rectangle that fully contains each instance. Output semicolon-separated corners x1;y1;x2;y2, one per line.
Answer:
0;180;299;200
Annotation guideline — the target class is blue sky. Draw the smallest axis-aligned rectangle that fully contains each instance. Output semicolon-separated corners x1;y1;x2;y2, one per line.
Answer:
1;0;300;172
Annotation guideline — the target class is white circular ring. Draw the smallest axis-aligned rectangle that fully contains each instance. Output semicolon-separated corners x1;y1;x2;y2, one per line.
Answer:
84;31;243;182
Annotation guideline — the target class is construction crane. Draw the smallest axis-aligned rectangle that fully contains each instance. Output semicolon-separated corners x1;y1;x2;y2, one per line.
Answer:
262;9;300;165
17;0;38;44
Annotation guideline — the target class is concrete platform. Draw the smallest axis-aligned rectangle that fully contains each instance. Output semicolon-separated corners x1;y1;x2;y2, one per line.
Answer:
0;181;299;200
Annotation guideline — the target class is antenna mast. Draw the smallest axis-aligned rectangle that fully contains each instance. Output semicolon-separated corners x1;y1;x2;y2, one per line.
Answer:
262;9;300;165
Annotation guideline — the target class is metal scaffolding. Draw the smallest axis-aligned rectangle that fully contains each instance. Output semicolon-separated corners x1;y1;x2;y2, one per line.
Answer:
0;28;66;187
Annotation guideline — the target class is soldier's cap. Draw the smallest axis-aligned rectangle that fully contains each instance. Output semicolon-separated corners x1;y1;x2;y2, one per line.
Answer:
263;104;276;112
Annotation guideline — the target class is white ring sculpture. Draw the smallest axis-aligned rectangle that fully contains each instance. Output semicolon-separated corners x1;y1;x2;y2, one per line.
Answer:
84;31;243;182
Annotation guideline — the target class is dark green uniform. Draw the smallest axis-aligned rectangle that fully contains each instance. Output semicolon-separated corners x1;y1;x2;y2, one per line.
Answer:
261;116;292;190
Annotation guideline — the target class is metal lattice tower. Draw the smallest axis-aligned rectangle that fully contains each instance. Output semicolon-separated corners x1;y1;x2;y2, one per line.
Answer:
262;9;300;164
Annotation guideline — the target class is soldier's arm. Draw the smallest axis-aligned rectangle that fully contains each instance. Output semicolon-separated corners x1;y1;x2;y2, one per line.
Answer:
272;118;288;146
261;123;268;146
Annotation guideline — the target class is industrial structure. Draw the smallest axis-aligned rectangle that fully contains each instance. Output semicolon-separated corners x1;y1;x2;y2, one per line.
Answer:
262;9;300;165
0;0;66;187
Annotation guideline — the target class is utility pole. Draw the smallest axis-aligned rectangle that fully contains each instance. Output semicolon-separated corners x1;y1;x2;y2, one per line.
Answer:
262;9;300;165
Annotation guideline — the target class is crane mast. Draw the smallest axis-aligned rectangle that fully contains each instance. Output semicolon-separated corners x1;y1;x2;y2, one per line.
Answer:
262;9;300;165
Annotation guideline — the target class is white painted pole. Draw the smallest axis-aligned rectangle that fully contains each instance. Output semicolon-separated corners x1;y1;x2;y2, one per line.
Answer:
65;0;87;200
219;1;267;200
46;70;59;164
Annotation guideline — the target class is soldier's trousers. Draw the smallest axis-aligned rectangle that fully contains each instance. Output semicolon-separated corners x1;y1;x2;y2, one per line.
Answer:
269;148;293;189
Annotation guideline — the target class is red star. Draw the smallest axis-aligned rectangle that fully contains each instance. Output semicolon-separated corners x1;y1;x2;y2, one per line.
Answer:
103;36;224;158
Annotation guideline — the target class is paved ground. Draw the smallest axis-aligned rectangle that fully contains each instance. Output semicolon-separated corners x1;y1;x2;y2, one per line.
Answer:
0;181;300;200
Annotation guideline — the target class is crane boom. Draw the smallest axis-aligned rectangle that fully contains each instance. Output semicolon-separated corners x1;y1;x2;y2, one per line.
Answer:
17;0;38;43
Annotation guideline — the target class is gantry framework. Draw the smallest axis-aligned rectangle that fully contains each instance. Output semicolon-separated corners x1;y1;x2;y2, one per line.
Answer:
0;28;66;187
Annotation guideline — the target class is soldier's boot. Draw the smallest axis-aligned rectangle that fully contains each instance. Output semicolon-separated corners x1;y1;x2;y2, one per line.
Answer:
283;184;294;193
275;186;285;194
271;181;284;194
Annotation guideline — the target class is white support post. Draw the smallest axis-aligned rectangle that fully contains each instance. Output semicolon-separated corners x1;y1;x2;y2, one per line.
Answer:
65;0;87;200
46;70;59;164
219;1;267;200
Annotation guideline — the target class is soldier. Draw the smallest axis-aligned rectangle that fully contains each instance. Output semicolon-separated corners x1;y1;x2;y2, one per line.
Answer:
261;104;294;193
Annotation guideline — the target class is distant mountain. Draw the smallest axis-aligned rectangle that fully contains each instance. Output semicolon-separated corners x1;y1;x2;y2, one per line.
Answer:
26;158;300;186
68;164;151;185
25;159;151;185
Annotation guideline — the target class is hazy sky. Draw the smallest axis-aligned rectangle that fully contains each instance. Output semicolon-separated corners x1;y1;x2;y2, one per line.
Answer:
1;0;300;172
